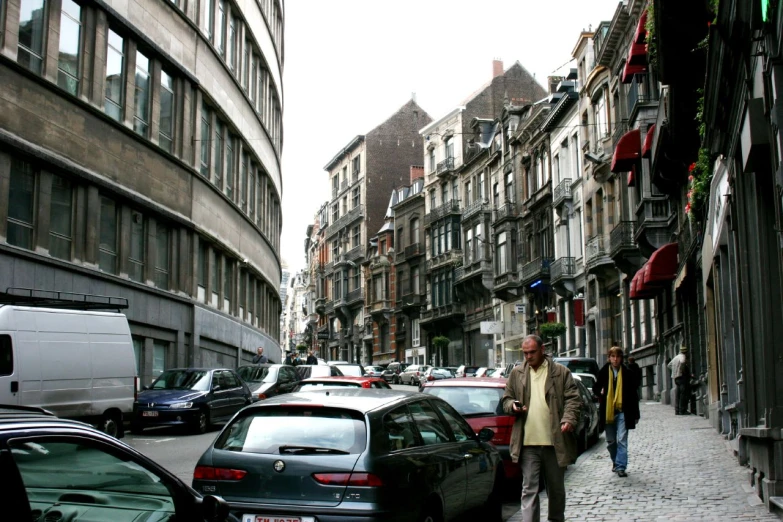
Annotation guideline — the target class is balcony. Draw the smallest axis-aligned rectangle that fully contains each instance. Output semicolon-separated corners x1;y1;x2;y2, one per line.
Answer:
585;235;615;277
492;202;519;225
334;245;364;267
369;299;392;315
395;242;424;264
462;199;489;222
454;259;493;294
612;120;629;149
340;179;348;191
325;205;365;238
324;300;334;315
635;196;675;258
426;249;463;271
520;257;553;286
552;178;572;209
436;157;456;177
332;187;338;199
399;291;424;312
315;297;326;314
609;221;643;276
420;303;464;326
493;271;521;302
346;288;363;306
424;199;461;226
550;257;576;297
626;77;655;124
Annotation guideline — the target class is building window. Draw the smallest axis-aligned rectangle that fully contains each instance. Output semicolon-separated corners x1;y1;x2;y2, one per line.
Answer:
152;340;167;378
594;92;608;139
200;104;211;176
7;159;35;250
133;51;151;136
249;167;256;218
465;229;472;265
428;149;435;173
57;0;81;95
496;231;507;274
104;29;125;121
210;249;219;306
17;0;47;74
505;172;514;203
352;155;360;178
445;136;454;159
331;204;338;223
240;153;247;209
493;182;499;208
154;223;169;289
478;172;485;200
225;133;234;199
132;338;142;374
411;318;420;347
430;190;436;210
203;0;214;39
412;266;420;293
227;14;236;71
351;267;359;291
465;180;472;204
352;225;360;248
213;120;223;188
352;187;360;208
159;71;174;152
197;241;207;301
49;175;73;260
410;218;420;244
331;240;339;261
223;259;232;312
216;0;226;56
99;196;118;273
128;211;145;282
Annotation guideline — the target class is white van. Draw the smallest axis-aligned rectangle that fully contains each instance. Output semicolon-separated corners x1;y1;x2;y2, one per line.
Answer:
0;305;137;438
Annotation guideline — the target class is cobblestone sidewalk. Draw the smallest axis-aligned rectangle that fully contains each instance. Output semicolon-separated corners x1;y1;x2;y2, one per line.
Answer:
506;402;781;521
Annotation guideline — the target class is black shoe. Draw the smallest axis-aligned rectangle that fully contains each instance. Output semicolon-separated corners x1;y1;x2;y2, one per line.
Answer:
617;470;628;477
612;464;617;472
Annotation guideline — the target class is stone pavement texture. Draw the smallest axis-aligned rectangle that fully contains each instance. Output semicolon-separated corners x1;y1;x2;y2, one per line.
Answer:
505;402;781;521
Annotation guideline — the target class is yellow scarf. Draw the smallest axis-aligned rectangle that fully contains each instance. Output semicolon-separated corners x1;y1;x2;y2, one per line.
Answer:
606;367;623;425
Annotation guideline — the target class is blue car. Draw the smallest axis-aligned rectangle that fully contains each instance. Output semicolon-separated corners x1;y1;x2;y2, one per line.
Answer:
132;368;252;434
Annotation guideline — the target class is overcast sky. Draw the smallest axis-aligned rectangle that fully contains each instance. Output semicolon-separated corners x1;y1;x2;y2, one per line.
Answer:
280;0;621;273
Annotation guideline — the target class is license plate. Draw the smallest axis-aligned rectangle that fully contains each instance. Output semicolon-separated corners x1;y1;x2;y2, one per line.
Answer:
142;411;158;417
242;517;303;522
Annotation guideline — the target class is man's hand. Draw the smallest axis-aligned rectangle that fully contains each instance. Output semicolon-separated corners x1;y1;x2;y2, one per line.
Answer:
560;422;574;433
511;402;527;414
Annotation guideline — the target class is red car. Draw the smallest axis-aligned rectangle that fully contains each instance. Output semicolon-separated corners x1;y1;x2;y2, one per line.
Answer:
293;376;392;391
421;377;519;490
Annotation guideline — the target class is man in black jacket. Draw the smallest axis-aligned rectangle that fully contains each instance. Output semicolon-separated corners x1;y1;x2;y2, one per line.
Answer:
306;351;318;365
593;346;640;478
251;347;268;364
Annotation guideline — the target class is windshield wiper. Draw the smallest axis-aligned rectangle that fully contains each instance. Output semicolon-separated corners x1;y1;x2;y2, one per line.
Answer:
279;445;349;455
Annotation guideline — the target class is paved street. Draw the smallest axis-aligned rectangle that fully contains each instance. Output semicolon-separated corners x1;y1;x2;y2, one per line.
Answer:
507;402;781;521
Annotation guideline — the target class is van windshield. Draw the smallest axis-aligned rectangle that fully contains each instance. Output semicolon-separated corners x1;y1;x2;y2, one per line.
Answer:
151;370;210;391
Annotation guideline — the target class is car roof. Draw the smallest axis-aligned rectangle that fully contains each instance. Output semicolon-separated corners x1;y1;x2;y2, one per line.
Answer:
0;406;100;432
301;376;383;383
162;367;232;372
242;388;418;414
423;377;507;388
237;363;283;368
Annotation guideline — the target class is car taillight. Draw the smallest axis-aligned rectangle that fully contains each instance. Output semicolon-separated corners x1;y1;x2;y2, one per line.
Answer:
427;375;435;381
416;371;420;377
256;393;267;400
194;466;247;481
312;472;383;486
487;416;516;445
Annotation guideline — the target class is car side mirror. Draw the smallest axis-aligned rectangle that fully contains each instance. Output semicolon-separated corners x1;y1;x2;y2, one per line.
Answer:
201;495;230;522
141;385;149;391
212;385;221;392
477;427;495;442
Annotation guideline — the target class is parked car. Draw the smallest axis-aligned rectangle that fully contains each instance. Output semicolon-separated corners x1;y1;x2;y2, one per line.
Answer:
236;364;300;401
573;372;597;392
553;357;600;379
0;305;136;438
484;367;508;378
399;364;431;385
455;365;481;378
421;377;520;492
1;405;233;522
572;375;601;452
332;363;366;377
382;361;409;384
364;365;386;377
294;376;392;391
192;388;504;521
295;364;344;380
131;368;252;434
326;360;350;366
417;366;454;390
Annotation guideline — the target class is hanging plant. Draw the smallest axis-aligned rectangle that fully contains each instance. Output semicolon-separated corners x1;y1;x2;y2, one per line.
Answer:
538;322;566;340
432;335;450;352
645;3;657;71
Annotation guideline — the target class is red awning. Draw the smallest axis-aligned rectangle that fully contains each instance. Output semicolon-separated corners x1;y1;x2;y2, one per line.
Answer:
628;166;636;187
621;61;647;83
643;243;679;285
629;267;659;300
634;11;648;44
642;124;656;158
573;299;585;327
611;128;641;173
628;42;648;66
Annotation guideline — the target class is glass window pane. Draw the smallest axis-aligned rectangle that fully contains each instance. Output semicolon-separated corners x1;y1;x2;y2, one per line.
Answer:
159;71;174;152
214;121;223;186
129;211;144;282
57;0;81;95
134;51;150;136
49;175;73;260
8;159;36;249
154;223;169;289
18;0;46;74
152;341;167;378
132;337;143;375
99;197;117;273
105;30;124;121
200;105;210;176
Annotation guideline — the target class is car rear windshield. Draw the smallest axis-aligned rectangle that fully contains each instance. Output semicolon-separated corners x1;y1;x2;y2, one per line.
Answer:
237;366;276;383
214;407;367;454
422;386;504;416
298;382;361;390
555;359;599;376
151;370;210;391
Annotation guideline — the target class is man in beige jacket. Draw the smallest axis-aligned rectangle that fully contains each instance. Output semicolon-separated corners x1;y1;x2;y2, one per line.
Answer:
502;335;581;522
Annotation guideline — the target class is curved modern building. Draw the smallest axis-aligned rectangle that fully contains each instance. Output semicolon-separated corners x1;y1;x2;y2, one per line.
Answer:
0;0;284;383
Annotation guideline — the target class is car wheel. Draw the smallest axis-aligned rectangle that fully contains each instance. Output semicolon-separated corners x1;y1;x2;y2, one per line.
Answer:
99;412;122;438
194;409;210;434
418;498;443;522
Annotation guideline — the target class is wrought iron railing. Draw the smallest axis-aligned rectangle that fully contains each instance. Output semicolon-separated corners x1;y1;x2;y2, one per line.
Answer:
521;257;552;284
436;157;455;176
609;221;636;256
424;199;461;226
494;272;520;286
326;204;365;237
585;235;606;266
462;199;489;221
636;197;671;232
426;249;463;271
553;178;572;208
492;202;519;223
612;120;629;148
346;288;363;304
550;257;575;282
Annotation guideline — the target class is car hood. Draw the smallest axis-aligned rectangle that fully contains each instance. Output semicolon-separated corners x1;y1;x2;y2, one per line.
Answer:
137;389;208;403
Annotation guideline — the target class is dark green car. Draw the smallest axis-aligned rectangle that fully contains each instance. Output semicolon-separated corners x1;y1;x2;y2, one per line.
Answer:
192;388;503;522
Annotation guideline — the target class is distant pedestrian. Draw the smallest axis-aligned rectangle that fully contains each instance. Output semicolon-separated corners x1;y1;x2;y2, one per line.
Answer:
251;347;268;364
284;351;294;366
668;346;691;415
593;346;640;478
502;335;581;522
306;351;317;365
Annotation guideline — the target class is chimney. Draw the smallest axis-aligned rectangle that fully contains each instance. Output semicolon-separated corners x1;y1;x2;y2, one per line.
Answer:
410;165;424;183
492;59;504;78
547;75;564;94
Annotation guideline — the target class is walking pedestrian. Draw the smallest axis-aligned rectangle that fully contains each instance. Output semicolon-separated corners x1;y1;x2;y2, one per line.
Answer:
306;350;318;365
668;346;691;415
502;334;581;522
251;347;268;364
283;351;294;366
593;346;640;478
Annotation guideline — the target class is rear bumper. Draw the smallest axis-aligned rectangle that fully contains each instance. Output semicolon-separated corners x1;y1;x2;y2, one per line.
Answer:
132;407;200;427
228;502;410;522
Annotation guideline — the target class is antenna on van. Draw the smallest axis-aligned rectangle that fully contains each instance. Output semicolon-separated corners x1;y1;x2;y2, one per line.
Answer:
0;288;129;311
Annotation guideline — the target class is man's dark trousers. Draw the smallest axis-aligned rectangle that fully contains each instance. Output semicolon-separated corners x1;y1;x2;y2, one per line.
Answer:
675;376;689;414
